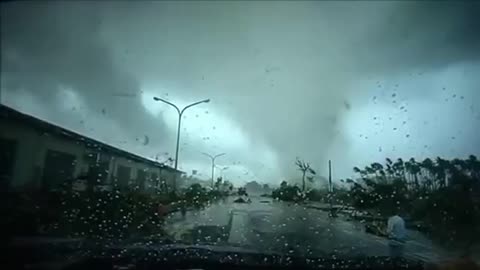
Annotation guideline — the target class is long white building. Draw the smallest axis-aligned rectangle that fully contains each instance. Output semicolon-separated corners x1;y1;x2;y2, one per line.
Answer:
0;104;182;193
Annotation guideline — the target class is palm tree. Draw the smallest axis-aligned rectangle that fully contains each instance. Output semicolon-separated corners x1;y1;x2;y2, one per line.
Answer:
452;158;466;173
435;157;448;188
466;155;480;179
365;165;375;177
421;158;435;190
386;158;393;165
371;162;385;181
353;166;366;178
393;158;406;181
404;160;412;188
385;158;394;182
295;158;316;192
409;158;421;188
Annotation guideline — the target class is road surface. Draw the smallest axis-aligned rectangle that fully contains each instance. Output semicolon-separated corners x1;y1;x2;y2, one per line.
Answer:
163;196;452;262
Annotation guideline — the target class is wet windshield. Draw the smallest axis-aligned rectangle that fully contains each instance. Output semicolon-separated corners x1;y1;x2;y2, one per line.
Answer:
1;1;480;268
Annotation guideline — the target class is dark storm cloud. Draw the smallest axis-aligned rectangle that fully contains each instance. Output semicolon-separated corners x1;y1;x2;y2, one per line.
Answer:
0;1;170;146
361;2;480;73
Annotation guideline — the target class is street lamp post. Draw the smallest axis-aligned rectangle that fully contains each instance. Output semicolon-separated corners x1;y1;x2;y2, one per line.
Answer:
216;165;229;179
153;96;210;191
202;152;226;188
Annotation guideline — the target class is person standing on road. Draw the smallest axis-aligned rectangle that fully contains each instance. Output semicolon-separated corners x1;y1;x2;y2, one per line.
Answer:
387;209;407;258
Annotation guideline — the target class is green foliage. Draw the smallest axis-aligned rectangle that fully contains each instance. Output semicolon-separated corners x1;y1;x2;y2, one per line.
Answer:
2;189;167;241
305;189;327;202
272;184;303;202
4;182;230;241
348;155;480;244
184;183;228;207
184;183;210;207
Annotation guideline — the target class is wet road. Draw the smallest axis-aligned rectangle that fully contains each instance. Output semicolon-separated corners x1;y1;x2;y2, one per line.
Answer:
164;196;451;262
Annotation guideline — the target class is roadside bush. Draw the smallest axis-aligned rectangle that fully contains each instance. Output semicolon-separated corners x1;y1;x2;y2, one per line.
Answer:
272;184;302;202
305;189;326;202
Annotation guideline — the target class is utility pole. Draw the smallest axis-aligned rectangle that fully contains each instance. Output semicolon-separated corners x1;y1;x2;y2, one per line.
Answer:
328;160;336;217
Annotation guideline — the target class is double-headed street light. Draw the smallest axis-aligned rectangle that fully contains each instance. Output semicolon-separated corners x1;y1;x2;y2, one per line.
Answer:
153;96;210;191
202;152;226;188
216;166;229;180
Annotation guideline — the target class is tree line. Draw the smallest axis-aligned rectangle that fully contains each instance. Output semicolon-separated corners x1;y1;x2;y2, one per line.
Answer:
271;155;480;245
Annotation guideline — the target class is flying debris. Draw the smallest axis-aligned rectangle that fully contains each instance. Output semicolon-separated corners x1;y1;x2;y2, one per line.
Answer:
143;135;149;145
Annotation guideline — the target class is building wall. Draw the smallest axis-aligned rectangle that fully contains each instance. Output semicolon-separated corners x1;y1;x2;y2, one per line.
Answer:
110;156;162;190
1;115;179;192
1;119;88;188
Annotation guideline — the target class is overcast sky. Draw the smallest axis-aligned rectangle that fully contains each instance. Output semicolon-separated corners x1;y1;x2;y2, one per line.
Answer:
1;1;479;186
